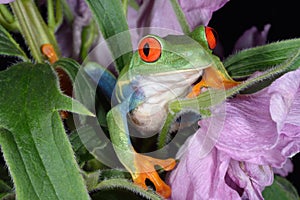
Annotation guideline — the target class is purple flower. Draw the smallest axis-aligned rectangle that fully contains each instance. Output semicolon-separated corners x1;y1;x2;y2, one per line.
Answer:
55;0;92;59
177;0;229;29
273;159;293;177
168;69;300;199
129;0;229;32
0;0;14;4
233;24;271;52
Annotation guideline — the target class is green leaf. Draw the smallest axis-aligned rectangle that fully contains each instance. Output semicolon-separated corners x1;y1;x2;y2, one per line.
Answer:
0;160;14;198
224;38;300;79
0;179;13;198
84;0;133;72
55;59;112;129
74;125;118;171
99;169;131;181
80;21;98;60
128;0;139;10
0;24;28;61
53;58;81;82
55;58;99;125
69;129;95;165
91;179;163;200
0;63;92;200
263;176;300;200
228;47;300;94
82;170;101;191
0;158;13;189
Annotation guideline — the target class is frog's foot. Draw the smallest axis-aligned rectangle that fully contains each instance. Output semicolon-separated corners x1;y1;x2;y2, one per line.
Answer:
187;66;240;98
132;153;176;199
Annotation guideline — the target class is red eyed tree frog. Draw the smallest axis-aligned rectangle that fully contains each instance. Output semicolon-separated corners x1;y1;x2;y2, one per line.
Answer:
41;25;239;199
106;25;239;198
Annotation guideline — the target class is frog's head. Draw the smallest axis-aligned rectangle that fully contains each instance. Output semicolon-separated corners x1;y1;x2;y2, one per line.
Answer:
123;26;218;93
122;26;218;134
127;25;217;77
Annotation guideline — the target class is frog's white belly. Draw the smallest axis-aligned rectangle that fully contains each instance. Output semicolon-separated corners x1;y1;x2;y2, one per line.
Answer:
129;69;202;134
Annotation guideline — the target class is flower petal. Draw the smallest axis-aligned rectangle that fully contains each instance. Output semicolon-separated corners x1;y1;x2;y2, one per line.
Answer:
227;161;273;200
269;68;300;132
273;159;293;177
168;134;240;200
131;0;229;35
213;90;278;154
0;0;14;4
233;24;271;52
215;69;300;167
136;1;182;33
178;0;229;29
56;0;92;59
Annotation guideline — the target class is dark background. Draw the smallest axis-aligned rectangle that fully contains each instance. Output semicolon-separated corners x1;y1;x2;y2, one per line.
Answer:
209;0;300;193
209;0;300;56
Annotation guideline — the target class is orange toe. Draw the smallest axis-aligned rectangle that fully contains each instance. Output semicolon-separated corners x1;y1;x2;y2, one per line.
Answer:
132;153;176;199
187;67;240;98
187;79;207;98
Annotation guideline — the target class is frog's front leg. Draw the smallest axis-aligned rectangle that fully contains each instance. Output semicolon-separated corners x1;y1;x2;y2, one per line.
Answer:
187;66;240;98
107;100;176;198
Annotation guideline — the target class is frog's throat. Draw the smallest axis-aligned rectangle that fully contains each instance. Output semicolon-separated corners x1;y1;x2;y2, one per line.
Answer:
128;67;203;134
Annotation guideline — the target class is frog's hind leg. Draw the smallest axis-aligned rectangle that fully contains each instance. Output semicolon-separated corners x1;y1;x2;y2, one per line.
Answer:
107;103;176;199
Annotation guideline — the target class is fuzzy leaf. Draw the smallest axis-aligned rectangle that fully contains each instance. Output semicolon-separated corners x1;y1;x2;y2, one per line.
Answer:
84;0;132;72
55;59;115;170
0;24;28;60
0;63;92;200
263;176;300;200
91;179;163;200
53;58;81;82
0;179;13;198
55;59;112;130
224;38;300;79
69;129;95;165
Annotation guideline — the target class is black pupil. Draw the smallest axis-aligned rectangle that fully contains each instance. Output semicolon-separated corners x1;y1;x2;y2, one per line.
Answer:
143;43;150;57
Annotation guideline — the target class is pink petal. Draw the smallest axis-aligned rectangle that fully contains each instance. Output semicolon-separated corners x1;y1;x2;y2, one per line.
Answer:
0;0;14;4
269;69;300;132
168;134;240;199
227;161;273;200
136;1;182;33
178;0;229;29
233;24;271;52
130;0;229;34
213;69;300;167
213;90;278;155
273;159;293;177
55;0;92;59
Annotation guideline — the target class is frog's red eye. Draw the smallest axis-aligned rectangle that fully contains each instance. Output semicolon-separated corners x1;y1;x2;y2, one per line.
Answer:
138;37;161;62
205;27;218;50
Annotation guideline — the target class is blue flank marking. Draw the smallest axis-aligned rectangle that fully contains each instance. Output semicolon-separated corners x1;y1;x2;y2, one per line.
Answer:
129;89;145;112
84;63;117;100
97;71;117;100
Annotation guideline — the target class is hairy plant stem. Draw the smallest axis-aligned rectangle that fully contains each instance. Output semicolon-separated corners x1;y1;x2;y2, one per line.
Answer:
10;0;59;63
